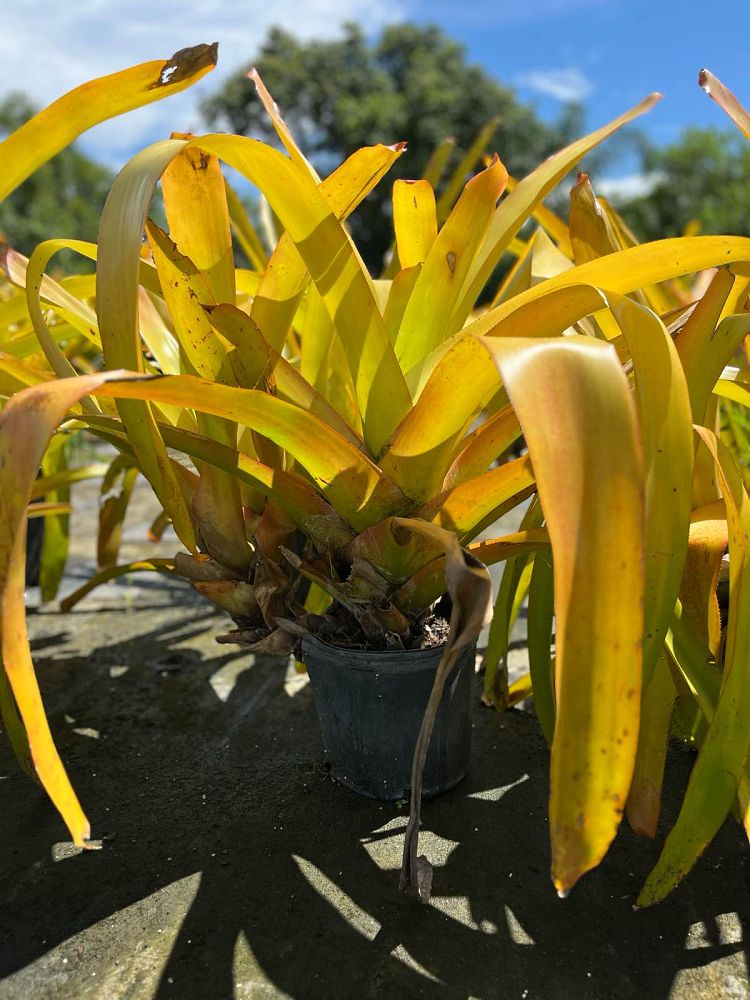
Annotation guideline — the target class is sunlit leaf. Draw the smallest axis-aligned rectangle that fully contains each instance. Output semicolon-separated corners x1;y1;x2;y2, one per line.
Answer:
480;335;645;895
0;43;218;200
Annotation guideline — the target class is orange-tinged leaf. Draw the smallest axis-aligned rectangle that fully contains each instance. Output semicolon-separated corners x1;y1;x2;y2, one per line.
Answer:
626;652;676;838
680;500;728;658
443;404;522;489
91;373;405;530
470;527;550;565
395;528;549;614
569;173;624;265
0;43;218;200
699;69;750;139
479;335;645;895
419;455;535;541
407;282;607;403
0;374;126;843
162;141;236;306
381;335;502;502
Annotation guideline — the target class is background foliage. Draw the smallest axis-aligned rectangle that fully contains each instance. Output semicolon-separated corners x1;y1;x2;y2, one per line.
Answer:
201;24;584;270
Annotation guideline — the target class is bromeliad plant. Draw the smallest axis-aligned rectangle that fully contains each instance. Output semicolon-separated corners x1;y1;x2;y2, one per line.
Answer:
2;50;750;906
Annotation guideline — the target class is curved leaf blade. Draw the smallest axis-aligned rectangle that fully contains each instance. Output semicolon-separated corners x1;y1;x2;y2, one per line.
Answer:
479;335;645;895
0;44;218;200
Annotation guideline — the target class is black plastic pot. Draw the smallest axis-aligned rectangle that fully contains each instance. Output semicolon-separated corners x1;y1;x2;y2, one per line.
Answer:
301;634;475;801
25;516;45;588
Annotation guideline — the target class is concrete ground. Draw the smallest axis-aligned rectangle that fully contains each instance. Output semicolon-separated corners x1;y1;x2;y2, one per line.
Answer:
1;476;749;999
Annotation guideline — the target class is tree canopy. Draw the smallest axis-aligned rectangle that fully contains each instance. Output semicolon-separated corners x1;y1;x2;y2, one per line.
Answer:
202;23;582;270
620;127;750;240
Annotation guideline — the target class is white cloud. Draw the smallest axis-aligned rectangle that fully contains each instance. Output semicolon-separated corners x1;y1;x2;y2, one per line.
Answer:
596;172;664;201
516;67;594;103
1;0;408;168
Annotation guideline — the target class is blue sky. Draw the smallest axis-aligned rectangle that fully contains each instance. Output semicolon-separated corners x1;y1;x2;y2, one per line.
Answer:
3;0;748;190
438;0;748;146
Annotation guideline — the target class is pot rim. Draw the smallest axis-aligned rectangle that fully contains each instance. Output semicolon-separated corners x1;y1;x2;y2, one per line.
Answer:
300;632;475;675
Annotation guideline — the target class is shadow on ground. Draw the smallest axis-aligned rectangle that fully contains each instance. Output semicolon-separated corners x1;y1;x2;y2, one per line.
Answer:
1;599;749;999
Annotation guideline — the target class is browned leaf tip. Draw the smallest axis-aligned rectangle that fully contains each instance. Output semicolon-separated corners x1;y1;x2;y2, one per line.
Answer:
155;43;219;89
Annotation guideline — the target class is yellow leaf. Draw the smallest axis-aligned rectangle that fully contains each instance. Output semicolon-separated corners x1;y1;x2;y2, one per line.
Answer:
436;118;500;221
195;134;411;452
568;173;624;265
207;303;363;447
162;142;236;305
91;373;405;530
420;455;535;540
0;44;217;200
0;374;128;843
393;180;437;269
479;335;645;895
454;93;661;327
395;156;508;372
97;137;198;550
675;267;735;421
468;236;750;343
612;297;693;676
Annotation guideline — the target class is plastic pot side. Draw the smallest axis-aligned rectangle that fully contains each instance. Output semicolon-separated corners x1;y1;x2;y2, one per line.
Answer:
301;634;476;801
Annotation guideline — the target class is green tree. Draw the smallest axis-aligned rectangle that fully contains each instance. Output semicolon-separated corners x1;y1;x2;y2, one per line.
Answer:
620;127;750;240
0;93;112;264
202;23;581;270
